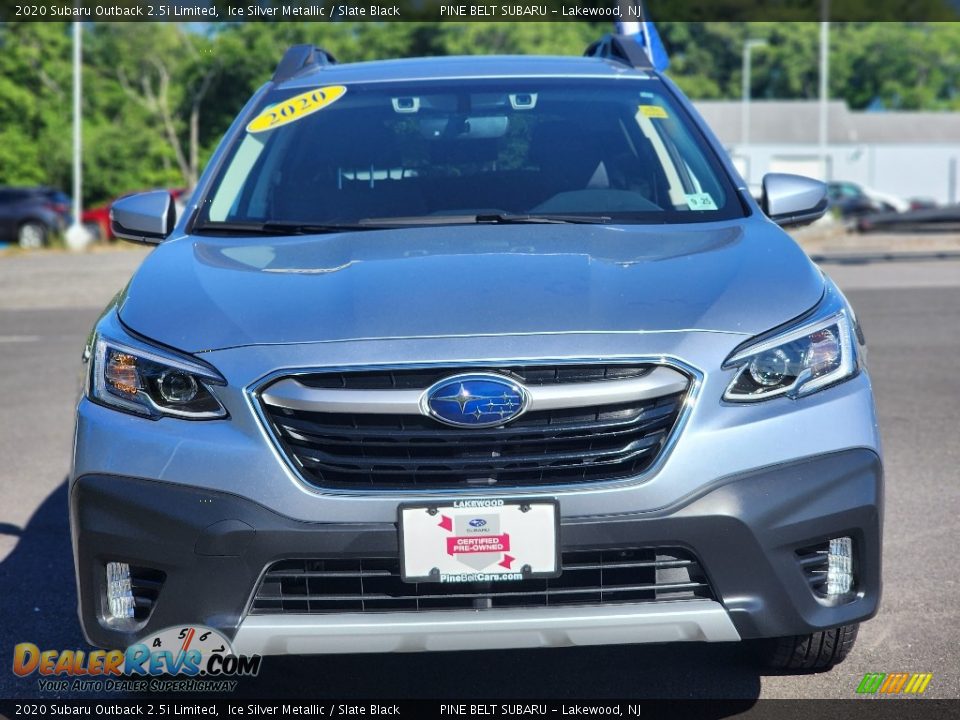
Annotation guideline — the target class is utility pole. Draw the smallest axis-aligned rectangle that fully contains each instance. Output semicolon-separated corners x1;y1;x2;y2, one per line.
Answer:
65;20;92;251
741;39;768;149
818;3;830;181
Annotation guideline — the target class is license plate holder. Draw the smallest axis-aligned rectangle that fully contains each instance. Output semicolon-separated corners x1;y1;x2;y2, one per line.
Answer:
398;498;560;584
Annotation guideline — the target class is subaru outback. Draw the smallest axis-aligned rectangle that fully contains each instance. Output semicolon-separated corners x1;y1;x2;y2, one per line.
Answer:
71;36;882;671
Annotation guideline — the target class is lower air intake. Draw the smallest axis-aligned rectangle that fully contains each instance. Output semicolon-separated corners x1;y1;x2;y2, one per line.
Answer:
251;547;713;614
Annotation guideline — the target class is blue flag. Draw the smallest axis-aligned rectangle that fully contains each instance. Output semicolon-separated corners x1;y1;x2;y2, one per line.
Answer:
616;15;670;72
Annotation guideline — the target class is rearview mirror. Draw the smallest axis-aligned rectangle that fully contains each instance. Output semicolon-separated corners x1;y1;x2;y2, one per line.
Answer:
761;173;829;228
419;116;509;140
110;191;176;245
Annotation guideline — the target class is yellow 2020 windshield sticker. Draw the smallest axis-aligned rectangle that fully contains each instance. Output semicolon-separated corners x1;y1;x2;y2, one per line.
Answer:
246;85;347;134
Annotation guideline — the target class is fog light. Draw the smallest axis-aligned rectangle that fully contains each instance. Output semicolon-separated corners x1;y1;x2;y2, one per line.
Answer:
106;562;134;619
826;537;853;596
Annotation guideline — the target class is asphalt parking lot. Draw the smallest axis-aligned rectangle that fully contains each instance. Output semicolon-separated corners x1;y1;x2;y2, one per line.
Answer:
1;246;958;701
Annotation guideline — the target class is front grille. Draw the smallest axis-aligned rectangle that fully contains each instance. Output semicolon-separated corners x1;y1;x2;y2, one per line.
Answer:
260;365;688;491
298;364;654;390
250;548;713;614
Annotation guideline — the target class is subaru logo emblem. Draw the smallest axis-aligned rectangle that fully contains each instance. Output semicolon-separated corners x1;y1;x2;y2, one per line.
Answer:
469;518;487;528
422;373;528;429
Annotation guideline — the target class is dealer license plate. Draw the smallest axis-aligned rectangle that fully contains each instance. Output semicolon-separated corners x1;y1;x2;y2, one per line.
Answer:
399;499;559;583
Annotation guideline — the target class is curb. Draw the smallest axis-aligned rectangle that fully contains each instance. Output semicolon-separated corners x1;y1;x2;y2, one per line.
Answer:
809;249;960;264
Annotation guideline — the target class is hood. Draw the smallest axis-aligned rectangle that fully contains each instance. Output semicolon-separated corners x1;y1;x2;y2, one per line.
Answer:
119;220;824;353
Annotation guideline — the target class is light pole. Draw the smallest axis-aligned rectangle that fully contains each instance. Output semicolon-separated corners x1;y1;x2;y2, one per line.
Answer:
65;20;92;251
818;17;830;181
741;38;768;150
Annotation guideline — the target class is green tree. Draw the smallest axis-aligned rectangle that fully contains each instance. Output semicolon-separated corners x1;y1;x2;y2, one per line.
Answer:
86;23;219;189
659;21;960;110
0;23;73;188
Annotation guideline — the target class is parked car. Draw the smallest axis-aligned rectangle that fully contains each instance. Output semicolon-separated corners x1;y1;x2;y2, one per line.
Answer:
82;188;189;242
858;204;960;234
0;186;70;248
72;37;882;672
907;197;938;212
81;201;113;243
827;181;908;220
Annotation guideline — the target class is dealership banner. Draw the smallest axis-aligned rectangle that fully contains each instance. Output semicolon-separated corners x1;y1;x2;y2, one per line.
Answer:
3;0;960;22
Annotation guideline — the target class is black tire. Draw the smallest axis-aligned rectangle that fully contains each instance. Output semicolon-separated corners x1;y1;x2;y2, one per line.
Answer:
755;624;859;671
17;220;47;249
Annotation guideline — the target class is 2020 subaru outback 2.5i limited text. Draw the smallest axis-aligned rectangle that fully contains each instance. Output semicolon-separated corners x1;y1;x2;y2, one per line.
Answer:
72;37;881;671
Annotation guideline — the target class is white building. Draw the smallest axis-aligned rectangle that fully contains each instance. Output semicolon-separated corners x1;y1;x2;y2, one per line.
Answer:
694;100;960;205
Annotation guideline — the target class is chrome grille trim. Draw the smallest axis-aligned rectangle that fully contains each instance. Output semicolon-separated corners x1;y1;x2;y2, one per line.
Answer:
261;366;689;415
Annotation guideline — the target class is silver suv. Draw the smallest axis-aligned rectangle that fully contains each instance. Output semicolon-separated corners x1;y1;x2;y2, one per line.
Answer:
71;36;882;671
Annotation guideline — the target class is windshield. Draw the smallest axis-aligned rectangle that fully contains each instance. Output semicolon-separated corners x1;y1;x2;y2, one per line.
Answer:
197;77;744;231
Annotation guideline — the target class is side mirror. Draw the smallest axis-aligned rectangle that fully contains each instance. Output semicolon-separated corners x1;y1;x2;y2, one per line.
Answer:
761;173;829;228
110;191;176;245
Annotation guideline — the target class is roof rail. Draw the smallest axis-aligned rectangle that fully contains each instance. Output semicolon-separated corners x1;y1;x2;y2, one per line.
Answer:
272;44;338;84
584;34;652;70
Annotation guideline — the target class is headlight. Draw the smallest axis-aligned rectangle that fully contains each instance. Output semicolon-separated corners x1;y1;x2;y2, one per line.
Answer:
723;309;859;402
89;335;227;419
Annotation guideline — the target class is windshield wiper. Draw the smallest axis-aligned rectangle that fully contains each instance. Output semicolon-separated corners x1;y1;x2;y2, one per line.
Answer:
474;213;613;225
192;220;384;235
348;213;614;227
194;214;614;235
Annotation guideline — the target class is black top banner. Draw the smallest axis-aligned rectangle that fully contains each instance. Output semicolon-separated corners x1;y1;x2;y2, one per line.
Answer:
2;0;960;22
2;699;960;720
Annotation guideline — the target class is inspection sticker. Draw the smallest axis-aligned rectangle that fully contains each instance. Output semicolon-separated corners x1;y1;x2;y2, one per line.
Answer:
639;104;669;119
246;85;347;133
685;192;719;211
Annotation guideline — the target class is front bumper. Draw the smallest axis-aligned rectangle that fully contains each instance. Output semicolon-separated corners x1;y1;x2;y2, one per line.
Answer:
71;448;882;652
233;603;739;655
